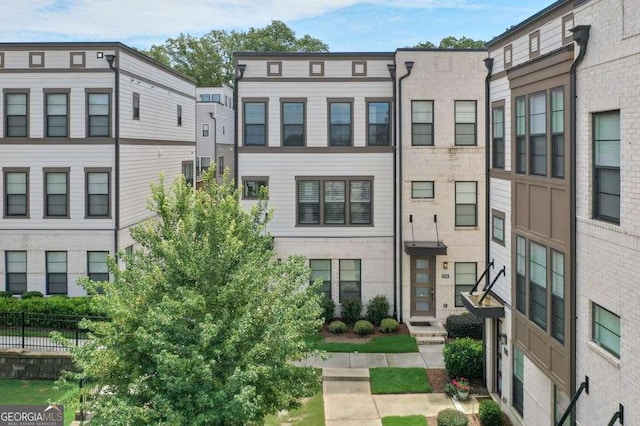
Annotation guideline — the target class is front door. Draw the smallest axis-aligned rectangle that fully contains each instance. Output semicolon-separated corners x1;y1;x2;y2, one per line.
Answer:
411;256;435;317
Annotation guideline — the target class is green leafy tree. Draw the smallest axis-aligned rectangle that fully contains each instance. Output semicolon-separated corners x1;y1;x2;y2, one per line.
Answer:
410;36;485;49
142;20;328;86
60;172;323;425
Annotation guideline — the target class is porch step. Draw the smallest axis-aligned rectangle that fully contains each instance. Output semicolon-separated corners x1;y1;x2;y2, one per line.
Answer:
415;336;446;345
407;320;448;340
323;368;370;382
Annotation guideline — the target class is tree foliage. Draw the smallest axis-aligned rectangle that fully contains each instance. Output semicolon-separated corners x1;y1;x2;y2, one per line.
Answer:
61;172;323;425
411;36;485;49
141;20;328;86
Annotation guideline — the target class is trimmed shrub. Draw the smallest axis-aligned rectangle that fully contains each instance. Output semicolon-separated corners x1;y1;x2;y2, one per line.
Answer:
443;337;483;380
0;291;14;298
380;318;399;333
366;295;390;325
341;296;362;325
446;313;484;340
437;408;468;426
478;399;503;426
0;296;107;329
328;320;347;334
21;291;44;299
353;320;374;336
321;296;336;323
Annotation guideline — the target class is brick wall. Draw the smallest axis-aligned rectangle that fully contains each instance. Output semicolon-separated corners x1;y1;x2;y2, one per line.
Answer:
0;349;76;380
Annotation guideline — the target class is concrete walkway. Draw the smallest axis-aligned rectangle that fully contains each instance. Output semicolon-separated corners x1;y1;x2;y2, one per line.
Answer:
298;343;446;369
317;344;482;425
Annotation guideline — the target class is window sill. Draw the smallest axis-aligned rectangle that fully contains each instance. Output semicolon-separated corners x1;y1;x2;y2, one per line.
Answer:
586;341;620;368
411;198;435;202
455;226;480;231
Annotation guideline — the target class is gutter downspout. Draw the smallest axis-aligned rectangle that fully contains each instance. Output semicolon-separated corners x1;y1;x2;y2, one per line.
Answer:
483;56;494;390
569;25;590;426
389;62;398;320
397;60;414;324
106;54;120;257
233;63;246;186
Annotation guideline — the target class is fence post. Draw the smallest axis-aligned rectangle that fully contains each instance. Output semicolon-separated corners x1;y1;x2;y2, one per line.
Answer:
21;311;25;349
75;314;79;346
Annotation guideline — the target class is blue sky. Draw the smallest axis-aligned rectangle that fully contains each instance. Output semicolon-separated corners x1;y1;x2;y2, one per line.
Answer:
0;1;556;51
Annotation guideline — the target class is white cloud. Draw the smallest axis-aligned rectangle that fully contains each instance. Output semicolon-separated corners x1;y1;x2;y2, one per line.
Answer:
0;0;487;45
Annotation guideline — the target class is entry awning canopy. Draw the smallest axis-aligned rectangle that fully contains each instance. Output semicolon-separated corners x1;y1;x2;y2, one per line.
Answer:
403;241;448;256
460;291;505;319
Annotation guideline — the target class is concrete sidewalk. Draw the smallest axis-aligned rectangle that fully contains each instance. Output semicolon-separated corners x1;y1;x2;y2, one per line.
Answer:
298;343;445;369
322;366;482;425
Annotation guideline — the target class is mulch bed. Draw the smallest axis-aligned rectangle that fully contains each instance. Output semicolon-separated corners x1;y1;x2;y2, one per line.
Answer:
320;322;410;339
426;368;449;393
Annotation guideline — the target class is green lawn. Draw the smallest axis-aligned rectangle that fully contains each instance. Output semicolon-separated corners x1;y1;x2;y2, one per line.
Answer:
0;379;77;426
263;391;324;426
370;368;432;394
382;415;428;426
306;334;418;353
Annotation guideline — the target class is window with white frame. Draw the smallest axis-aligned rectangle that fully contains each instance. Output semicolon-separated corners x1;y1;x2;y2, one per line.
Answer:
592;303;620;358
593;111;620;224
339;259;361;302
46;251;67;295
455;101;476;146
5;251;27;295
454;262;476;307
455;181;477;226
412;181;434;199
310;259;331;299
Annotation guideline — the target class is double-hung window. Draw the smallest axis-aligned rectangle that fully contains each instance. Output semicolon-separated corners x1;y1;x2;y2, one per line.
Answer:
515;97;526;174
5;251;27;295
46;251;67;295
454;262;476;307
44;170;68;218
529;241;547;330
87;93;110;137
310;259;331;299
282;101;305;146
593;111;620;223
367;101;390;146
492;106;504;168
46;92;68;137
86;171;110;217
4;170;28;217
412;100;433;146
244;101;267;146
551;251;565;343
339;259;361;302
529;93;547;176
551;88;564;178
492;211;505;245
5;92;28;137
329;101;352;146
455;181;477;226
87;251;109;282
592;303;620;358
455;101;476;146
297;178;372;226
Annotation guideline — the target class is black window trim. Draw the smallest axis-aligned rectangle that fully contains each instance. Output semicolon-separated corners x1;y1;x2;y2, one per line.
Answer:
592;110;621;225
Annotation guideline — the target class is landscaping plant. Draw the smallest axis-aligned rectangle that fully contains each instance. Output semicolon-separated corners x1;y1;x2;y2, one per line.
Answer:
380;318;399;333
445;313;483;340
341;296;362;325
478;399;503;426
321;296;336;323
366;295;390;325
443;337;483;380
437;408;468;426
354;320;374;336
328;320;347;334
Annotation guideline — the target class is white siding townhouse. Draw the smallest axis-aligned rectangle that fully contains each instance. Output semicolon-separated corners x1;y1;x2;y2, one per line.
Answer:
235;53;396;314
462;0;640;425
0;42;196;296
195;85;234;184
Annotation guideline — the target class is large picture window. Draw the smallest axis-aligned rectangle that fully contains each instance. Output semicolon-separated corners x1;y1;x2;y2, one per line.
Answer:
297;178;372;226
593;111;620;223
412;100;433;146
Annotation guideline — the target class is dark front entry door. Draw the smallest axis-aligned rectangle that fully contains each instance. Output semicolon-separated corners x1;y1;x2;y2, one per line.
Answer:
411;256;435;317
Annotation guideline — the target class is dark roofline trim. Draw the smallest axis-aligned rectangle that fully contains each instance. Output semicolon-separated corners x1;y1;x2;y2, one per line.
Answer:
0;42;196;85
485;0;573;48
395;48;487;52
234;52;394;60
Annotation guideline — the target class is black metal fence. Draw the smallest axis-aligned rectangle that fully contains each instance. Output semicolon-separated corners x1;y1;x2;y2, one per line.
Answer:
0;311;106;352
